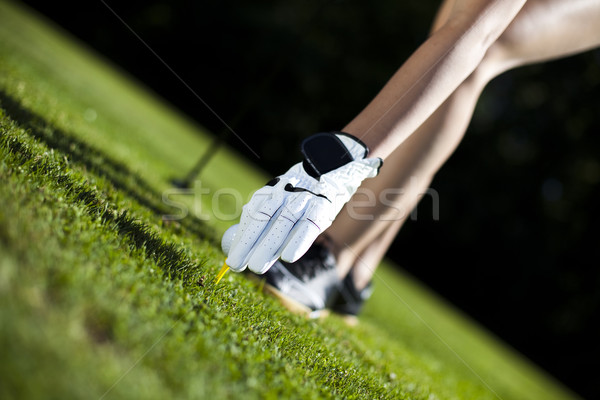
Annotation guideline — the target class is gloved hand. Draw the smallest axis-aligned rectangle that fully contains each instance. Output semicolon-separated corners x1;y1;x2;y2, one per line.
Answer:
222;132;382;274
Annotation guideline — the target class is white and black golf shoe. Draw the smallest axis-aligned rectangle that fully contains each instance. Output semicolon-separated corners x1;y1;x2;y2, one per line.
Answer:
252;243;372;320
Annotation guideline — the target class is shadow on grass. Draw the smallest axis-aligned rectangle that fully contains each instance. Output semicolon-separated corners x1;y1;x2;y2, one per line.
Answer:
0;90;219;244
0;90;219;283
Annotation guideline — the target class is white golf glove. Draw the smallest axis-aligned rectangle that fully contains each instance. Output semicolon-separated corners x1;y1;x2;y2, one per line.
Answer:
223;132;382;274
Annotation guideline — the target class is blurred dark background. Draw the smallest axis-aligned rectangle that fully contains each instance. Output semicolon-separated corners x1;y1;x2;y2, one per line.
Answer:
20;0;599;398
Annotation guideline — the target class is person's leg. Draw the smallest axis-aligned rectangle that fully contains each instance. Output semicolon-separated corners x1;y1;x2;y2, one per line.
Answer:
324;0;501;281
343;0;527;159
326;54;495;284
327;0;600;288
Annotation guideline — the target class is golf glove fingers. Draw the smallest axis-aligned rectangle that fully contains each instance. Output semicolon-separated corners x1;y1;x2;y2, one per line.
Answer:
224;132;382;274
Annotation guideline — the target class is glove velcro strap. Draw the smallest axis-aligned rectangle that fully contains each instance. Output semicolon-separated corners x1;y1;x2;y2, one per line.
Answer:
301;132;366;179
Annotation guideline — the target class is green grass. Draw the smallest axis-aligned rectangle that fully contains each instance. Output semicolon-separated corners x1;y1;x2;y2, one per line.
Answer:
0;1;580;399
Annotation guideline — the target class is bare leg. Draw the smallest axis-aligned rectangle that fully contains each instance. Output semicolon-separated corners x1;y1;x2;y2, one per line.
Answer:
326;0;600;287
345;0;527;159
328;57;494;284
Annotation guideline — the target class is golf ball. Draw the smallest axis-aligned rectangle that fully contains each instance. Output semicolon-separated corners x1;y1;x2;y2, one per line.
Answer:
221;224;238;255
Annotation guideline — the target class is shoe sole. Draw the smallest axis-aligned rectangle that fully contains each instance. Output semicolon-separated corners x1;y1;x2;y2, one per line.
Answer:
244;272;360;323
243;272;328;318
265;283;359;325
262;281;332;319
339;314;359;326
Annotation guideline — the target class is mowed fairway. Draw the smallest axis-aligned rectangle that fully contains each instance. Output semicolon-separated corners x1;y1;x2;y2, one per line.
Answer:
0;1;580;399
